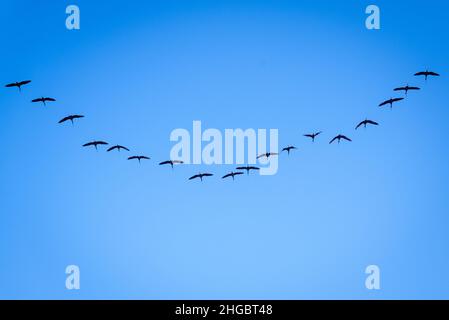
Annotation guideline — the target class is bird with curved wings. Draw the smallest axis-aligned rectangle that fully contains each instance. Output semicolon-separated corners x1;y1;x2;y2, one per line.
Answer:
329;134;352;144
107;145;130;152
159;160;184;169
31;97;56;106
257;152;279;159
304;131;322;142
236;166;260;175
414;70;440;81
59;115;84;125
281;145;298;155
222;171;244;181
189;173;214;181
355;119;379;130
5;80;31;92
379;97;404;109
394;85;420;95
83;141;108;150
128;156;150;163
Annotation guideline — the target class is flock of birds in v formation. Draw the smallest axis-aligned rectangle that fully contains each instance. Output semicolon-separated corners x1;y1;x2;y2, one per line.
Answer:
5;70;440;181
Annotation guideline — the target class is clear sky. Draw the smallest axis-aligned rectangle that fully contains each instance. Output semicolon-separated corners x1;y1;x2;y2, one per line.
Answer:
0;0;448;299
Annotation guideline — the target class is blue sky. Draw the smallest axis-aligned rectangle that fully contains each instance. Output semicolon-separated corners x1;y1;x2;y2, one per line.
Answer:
0;0;448;299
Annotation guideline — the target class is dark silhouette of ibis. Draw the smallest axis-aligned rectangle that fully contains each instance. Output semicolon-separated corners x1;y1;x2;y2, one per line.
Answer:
379;97;404;109
59;115;84;125
414;70;440;81
31;97;56;106
394;85;420;95
128;156;150;163
222;171;244;180
355;119;379;130
189;172;213;181
83;141;108;150
281;145;297;155
236;166;260;175
257;152;279;159
5;80;31;92
304;131;322;142
107;145;130;152
159;160;184;169
329;134;352;144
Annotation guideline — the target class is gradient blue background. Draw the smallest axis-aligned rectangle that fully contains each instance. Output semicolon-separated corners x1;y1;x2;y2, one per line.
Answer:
1;0;448;299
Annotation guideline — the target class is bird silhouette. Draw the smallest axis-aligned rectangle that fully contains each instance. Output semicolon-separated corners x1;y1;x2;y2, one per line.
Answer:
59;115;84;125
304;131;322;142
107;145;130;152
189;173;214;181
128;156;150;163
236;166;260;175
394;85;420;95
159;160;184;169
5;80;31;92
414;70;440;81
222;171;244;180
355;119;379;130
31;97;56;106
379;97;404;109
281;145;298;155
83;141;108;150
329;134;352;144
257;152;279;159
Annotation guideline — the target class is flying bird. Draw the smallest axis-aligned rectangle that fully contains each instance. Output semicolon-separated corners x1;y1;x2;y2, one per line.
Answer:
355;119;379;130
257;152;279;159
222;171;244;180
128;156;150;163
82;141;108;150
414;70;440;81
379;97;404;109
394;85;420;95
329;134;352;144
59;115;84;125
159;160;184;169
281;145;298;155
236;166;260;175
31;97;56;106
5;80;31;92
107;145;130;152
189;173;214;181
304;131;322;142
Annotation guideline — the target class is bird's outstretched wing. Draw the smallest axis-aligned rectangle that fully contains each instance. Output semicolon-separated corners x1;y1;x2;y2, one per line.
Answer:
428;71;440;76
107;146;117;152
120;146;130;152
393;87;406;91
19;80;32;86
341;135;352;142
414;71;426;76
222;173;233;179
159;161;171;165
172;160;183;164
408;86;420;90
366;120;379;126
31;98;43;103
355;121;365;130
140;156;150;160
256;154;266;159
379;100;390;107
202;173;213;177
392;97;404;103
59;116;71;124
304;134;314;139
329;136;338;144
44;98;56;102
128;156;139;161
189;174;200;180
234;172;244;176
